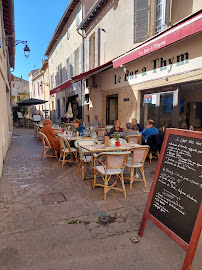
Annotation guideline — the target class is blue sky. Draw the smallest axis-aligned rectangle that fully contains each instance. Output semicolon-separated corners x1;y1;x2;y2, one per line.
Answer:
13;0;70;81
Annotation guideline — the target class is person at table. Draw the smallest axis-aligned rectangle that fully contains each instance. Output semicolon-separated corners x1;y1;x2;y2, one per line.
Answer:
120;122;139;138
132;118;143;132
108;120;123;137
40;119;60;153
141;119;159;143
73;119;84;135
61;114;68;123
92;115;102;127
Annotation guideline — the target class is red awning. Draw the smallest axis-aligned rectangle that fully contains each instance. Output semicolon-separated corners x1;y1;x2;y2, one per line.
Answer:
113;12;202;68
71;60;113;82
50;80;71;95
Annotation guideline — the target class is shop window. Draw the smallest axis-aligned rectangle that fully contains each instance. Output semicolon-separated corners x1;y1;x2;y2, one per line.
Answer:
186;102;202;129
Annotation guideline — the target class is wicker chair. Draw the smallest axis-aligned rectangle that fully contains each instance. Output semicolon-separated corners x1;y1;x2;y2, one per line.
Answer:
93;151;131;200
74;139;99;180
125;146;149;190
58;135;78;168
34;123;41;141
125;135;141;144
39;132;58;161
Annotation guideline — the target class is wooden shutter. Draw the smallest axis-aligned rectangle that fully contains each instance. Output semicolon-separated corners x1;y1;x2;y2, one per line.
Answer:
69;54;73;78
72;51;76;76
79;44;83;74
134;0;149;43
165;0;172;27
67;24;70;40
85;37;90;71
94;27;100;68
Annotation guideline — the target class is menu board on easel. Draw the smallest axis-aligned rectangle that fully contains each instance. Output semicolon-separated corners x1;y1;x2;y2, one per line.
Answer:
138;128;202;270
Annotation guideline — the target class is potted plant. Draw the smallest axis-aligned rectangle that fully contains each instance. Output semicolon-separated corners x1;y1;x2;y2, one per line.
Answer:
113;131;121;146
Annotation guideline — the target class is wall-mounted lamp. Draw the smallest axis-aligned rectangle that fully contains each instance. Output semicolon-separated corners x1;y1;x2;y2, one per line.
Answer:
7;36;30;58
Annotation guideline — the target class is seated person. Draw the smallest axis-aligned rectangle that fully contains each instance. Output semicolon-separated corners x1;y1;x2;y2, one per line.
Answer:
132;118;143;132
108;120;123;137
120;122;139;138
141;119;159;143
40;119;60;153
91;115;102;127
73;119;84;135
61;114;68;123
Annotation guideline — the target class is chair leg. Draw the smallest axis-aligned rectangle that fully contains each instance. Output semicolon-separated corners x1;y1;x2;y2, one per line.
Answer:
149;152;152;163
104;175;108;200
82;161;85;181
62;153;65;168
120;174;126;198
93;169;96;190
130;167;134;190
140;167;147;188
58;153;62;164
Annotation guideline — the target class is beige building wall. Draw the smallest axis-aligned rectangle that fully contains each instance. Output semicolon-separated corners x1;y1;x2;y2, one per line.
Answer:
171;0;202;25
48;1;83;88
0;44;12;178
90;32;202;127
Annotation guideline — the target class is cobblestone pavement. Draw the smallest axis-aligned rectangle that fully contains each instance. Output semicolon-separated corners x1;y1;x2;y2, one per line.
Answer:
0;128;201;270
0;128;156;238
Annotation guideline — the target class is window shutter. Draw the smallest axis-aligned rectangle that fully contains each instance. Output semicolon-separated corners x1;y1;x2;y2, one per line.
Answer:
72;51;76;76
67;24;70;40
69;54;73;78
165;0;172;27
94;27;100;68
134;0;149;43
66;58;69;80
85;37;90;71
79;44;83;74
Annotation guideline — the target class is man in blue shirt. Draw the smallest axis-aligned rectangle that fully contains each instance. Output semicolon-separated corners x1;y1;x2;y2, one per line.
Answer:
141;119;159;142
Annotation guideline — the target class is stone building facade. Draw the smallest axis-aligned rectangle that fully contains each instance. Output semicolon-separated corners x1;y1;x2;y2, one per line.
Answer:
76;0;202;129
0;0;15;177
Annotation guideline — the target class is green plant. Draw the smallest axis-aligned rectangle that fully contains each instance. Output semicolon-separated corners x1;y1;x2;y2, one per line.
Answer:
113;131;120;142
67;220;80;224
72;126;77;133
61;123;66;128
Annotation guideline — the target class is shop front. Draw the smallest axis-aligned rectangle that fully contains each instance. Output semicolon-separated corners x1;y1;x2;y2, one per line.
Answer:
99;17;202;130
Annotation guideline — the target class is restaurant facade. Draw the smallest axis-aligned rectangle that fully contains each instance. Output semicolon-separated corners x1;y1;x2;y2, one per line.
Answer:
87;12;202;131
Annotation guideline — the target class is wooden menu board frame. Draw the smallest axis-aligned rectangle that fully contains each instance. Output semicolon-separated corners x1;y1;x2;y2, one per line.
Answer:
138;128;202;270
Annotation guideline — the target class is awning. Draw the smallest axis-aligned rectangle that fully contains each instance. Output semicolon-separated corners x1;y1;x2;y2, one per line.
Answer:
71;60;113;82
113;12;202;68
50;80;71;95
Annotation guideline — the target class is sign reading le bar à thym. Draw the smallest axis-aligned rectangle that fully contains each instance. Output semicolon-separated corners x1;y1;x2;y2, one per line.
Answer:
138;129;202;270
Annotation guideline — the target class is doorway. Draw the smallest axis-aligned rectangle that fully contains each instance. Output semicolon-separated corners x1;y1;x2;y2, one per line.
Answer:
106;95;118;125
143;90;178;129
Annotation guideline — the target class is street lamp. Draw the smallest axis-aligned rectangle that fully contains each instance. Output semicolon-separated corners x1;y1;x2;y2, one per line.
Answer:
6;36;30;58
14;40;30;58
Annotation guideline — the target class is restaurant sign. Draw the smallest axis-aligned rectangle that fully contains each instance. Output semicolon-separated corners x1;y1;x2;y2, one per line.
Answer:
114;52;190;85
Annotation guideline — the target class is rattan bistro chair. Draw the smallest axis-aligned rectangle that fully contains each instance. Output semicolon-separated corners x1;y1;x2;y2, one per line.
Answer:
74;139;99;180
93;151;131;200
58;135;78;168
39;132;58;161
125;146;149;190
34;123;41;141
125;135;141;144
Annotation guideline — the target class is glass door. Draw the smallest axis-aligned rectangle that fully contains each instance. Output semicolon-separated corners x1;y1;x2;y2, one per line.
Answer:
143;90;178;130
106;95;118;125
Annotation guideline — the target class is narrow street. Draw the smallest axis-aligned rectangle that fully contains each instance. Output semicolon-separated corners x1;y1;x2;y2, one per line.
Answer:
0;128;201;270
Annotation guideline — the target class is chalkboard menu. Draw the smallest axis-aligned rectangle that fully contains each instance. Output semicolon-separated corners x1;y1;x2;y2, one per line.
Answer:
149;134;202;244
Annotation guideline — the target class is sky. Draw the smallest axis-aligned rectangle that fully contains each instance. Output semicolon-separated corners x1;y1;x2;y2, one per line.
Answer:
13;0;70;81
